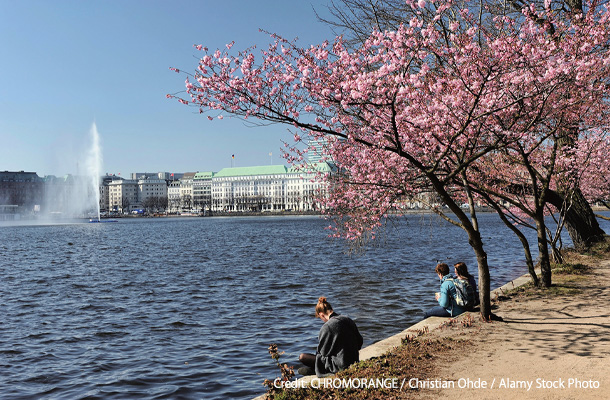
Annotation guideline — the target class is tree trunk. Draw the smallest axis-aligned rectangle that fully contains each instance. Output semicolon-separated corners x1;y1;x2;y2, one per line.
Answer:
546;189;606;251
469;230;492;320
534;209;552;287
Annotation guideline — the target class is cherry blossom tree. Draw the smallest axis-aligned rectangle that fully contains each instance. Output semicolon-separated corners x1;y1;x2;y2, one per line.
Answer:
320;0;608;250
169;0;610;317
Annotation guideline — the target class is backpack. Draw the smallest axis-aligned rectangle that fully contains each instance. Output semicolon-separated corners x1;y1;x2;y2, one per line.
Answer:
447;278;476;309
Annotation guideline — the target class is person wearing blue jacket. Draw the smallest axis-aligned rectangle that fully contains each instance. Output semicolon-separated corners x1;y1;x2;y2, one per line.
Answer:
423;263;467;318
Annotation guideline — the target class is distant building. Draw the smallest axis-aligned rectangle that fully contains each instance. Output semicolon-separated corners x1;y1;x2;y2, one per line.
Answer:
0;205;19;221
100;174;124;212
179;172;196;212
307;137;335;166
131;172;157;180
138;178;168;211
108;179;139;212
2;161;335;217
285;162;332;211
0;171;43;217
131;172;181;181
166;172;184;181
210;163;332;212
0;170;43;207
193;172;214;212
167;181;181;213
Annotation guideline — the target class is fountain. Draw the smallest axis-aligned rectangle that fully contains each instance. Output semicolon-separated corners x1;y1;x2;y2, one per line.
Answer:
87;123;103;222
40;122;109;222
3;123;112;224
85;123;116;223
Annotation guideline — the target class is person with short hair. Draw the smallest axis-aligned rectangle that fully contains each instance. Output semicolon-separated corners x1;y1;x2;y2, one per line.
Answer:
298;297;363;376
423;263;467;318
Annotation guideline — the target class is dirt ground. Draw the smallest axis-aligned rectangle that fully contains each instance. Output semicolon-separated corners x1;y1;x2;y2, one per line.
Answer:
419;257;610;400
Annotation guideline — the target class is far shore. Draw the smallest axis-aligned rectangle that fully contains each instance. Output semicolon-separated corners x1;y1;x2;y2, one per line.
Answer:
109;205;609;219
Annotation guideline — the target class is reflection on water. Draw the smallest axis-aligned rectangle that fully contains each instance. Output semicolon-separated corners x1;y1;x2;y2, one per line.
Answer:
1;212;608;399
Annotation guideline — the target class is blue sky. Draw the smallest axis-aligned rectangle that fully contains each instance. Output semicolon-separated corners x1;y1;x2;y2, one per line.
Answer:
0;0;337;177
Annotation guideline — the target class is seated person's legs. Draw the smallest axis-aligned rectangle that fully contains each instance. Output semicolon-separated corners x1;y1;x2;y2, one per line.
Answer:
299;353;315;368
298;353;316;375
424;306;451;319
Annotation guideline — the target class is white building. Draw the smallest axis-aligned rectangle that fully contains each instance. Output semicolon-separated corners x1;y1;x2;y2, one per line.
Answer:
138;178;168;210
108;179;139;212
285;163;331;211
179;172;196;211
210;163;332;212
167;181;181;213
193;171;214;212
100;174;124;212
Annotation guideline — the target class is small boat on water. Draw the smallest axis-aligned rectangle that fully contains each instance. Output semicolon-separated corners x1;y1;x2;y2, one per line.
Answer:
89;219;118;223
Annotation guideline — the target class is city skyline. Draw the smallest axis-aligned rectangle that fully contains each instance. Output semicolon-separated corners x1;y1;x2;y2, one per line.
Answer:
3;155;306;179
0;1;336;177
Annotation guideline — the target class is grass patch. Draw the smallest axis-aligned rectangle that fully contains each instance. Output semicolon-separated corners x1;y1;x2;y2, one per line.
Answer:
562;235;610;260
495;281;534;299
586;235;610;257
496;258;593;302
552;262;590;275
537;284;582;297
497;277;585;301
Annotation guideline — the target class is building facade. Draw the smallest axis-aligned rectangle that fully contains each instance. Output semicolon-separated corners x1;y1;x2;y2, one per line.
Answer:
108;179;139;212
167;181;181;213
138;178;168;210
2;163;333;217
210;164;331;213
193;171;214;212
100;175;124;212
0;170;43;217
179;172;196;212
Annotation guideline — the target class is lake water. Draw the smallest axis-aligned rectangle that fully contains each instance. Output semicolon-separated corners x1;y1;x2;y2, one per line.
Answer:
1;212;608;399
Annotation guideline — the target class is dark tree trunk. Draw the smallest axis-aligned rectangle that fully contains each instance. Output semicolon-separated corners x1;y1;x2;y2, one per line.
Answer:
534;208;553;287
469;230;491;319
546;189;606;251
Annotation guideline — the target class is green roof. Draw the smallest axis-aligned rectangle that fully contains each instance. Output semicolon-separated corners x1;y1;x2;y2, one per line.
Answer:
214;165;288;178
194;171;214;179
288;162;333;173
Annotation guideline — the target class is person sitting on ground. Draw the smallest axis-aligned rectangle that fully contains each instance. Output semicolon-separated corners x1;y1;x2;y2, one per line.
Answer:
423;263;467;319
454;262;479;307
298;296;363;377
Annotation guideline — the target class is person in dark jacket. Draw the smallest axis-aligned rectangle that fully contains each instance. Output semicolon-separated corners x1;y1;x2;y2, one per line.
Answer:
298;297;363;377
